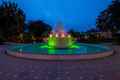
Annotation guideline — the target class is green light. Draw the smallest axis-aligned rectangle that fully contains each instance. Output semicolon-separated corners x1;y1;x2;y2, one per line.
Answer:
69;44;80;48
40;45;48;48
40;33;80;53
67;35;78;48
40;44;54;49
39;44;56;54
48;35;57;48
40;44;55;54
48;49;56;54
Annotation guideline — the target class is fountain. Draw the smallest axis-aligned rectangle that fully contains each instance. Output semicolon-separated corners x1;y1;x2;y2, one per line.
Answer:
6;21;114;60
40;21;79;49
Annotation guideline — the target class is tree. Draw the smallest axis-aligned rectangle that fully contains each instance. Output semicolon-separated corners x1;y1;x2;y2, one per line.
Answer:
0;1;25;40
87;28;99;33
29;20;52;37
96;0;120;33
68;29;80;38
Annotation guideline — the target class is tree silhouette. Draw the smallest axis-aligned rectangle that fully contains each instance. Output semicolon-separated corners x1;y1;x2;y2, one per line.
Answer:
96;0;120;33
29;20;52;37
68;29;80;38
0;1;25;40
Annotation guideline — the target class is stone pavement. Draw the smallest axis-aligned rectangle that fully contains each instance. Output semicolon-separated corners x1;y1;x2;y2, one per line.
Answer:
0;45;120;80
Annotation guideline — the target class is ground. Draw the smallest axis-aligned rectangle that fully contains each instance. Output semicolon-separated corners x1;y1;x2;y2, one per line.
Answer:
0;43;120;80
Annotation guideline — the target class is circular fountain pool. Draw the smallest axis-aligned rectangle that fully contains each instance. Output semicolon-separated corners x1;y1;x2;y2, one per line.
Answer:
6;43;114;60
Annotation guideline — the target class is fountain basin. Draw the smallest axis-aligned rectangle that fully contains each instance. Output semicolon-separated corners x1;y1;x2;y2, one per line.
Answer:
6;43;114;60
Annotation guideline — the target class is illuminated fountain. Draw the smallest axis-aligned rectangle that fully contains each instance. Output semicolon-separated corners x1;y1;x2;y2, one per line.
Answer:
41;21;79;49
6;21;114;60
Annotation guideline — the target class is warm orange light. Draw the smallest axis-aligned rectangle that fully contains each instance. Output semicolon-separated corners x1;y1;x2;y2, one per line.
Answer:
61;33;65;38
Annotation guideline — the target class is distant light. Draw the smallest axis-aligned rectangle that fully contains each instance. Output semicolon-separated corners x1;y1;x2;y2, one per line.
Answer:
68;34;71;38
61;33;65;38
49;34;53;38
56;34;58;37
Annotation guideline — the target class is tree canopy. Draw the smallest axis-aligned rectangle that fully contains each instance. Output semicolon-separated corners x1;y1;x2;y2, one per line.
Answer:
0;1;25;39
96;0;120;32
29;20;52;37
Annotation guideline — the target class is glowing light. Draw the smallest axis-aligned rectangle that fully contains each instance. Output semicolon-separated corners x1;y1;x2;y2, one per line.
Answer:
48;39;56;47
69;44;80;48
48;34;57;47
68;34;71;38
61;33;65;38
49;34;53;38
56;33;58;37
48;49;56;54
40;23;80;49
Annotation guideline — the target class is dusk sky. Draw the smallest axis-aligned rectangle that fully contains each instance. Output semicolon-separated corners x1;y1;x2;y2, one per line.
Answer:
1;0;112;31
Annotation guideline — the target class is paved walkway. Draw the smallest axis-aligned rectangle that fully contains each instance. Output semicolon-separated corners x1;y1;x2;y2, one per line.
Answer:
0;44;120;80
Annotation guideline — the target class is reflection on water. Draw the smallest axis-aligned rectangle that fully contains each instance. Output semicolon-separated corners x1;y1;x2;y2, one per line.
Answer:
10;43;110;55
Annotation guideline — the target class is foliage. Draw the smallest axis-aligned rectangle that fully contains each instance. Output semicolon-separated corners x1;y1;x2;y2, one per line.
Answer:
96;0;120;32
29;20;52;37
68;29;80;38
0;1;25;40
8;32;33;43
113;33;120;44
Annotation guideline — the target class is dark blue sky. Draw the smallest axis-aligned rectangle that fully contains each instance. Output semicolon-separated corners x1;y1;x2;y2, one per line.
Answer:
1;0;112;31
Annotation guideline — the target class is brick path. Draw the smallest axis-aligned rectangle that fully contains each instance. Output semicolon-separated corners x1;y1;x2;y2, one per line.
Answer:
0;44;119;80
